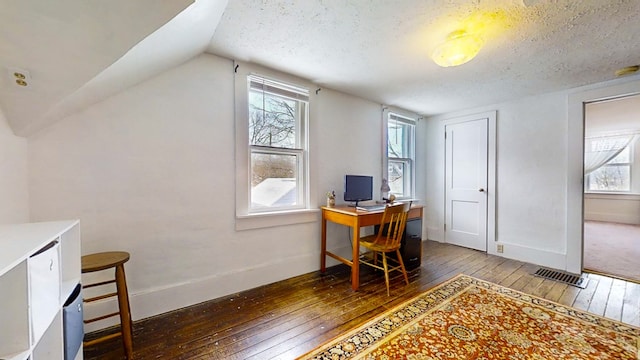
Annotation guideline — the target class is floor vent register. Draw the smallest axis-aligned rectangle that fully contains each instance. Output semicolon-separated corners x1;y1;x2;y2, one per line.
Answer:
533;268;588;288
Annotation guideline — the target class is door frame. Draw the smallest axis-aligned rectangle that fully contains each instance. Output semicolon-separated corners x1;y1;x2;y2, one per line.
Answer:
566;80;640;274
442;111;497;254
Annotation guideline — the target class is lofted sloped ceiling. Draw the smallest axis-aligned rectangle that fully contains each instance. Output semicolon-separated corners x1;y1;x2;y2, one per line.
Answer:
39;0;228;135
0;0;201;136
2;1;640;137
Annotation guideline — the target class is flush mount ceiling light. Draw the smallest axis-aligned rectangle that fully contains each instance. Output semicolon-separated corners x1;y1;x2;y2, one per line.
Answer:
432;30;484;67
615;65;639;77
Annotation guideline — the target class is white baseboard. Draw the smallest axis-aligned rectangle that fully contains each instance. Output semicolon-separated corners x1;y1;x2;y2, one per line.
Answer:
495;242;567;272
83;252;320;332
584;211;640;225
424;228;566;272
426;225;443;242
85;240;568;333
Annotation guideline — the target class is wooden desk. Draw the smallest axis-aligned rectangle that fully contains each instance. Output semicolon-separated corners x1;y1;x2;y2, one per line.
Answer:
320;204;423;291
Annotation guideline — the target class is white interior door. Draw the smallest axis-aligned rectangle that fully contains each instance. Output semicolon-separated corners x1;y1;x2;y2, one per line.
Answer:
445;118;488;251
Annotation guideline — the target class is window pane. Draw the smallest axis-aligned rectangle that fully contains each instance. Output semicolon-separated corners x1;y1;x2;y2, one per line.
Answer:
249;90;301;148
590;137;629;152
388;121;412;158
251;152;299;209
609;147;630;164
588;165;630;191
388;160;406;197
242;74;309;215
387;113;415;199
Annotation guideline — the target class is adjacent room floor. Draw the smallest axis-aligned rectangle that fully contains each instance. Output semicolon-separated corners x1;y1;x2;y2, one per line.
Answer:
583;220;640;283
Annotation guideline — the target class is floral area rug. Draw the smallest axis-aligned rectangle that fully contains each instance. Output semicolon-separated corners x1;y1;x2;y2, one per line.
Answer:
298;274;639;359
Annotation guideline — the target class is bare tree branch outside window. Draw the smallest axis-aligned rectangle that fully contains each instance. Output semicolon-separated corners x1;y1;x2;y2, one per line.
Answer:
249;94;296;148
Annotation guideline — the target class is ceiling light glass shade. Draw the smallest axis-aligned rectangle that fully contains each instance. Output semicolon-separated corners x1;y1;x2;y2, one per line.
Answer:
432;30;484;67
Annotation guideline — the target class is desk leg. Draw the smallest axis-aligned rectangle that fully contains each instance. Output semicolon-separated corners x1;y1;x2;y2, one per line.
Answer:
321;216;327;272
352;225;360;291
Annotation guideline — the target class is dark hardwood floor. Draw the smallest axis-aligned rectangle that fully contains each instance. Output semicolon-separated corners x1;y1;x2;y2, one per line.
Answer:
84;240;640;359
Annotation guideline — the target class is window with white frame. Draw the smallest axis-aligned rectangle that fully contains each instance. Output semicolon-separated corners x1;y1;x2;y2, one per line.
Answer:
586;137;633;192
247;75;309;212
386;113;416;199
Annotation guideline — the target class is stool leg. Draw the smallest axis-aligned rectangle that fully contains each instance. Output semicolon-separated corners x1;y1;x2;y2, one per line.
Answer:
115;264;134;359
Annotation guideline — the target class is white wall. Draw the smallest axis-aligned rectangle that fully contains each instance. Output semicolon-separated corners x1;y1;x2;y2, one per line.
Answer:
585;94;640;136
424;76;640;273
425;93;569;269
0;107;28;224
584;193;640;224
27;53;409;328
24;48;637;327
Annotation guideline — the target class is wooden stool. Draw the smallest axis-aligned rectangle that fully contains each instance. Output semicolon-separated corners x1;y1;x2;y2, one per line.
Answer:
82;251;133;359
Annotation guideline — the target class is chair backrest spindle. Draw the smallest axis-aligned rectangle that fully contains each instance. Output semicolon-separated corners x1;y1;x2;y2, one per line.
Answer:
374;203;411;249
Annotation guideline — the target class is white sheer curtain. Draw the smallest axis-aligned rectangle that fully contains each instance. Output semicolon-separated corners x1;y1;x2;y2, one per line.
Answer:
584;134;636;175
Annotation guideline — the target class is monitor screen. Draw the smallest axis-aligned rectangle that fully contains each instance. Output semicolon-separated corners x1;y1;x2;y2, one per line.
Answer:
344;175;373;204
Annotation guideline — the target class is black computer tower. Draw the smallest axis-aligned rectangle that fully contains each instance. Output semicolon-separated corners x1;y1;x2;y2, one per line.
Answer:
401;218;422;269
374;217;422;269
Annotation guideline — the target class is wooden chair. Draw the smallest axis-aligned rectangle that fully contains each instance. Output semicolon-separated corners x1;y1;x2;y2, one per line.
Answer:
359;202;411;296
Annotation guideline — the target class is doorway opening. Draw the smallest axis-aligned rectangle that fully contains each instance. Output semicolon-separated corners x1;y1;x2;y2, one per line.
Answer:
583;94;640;283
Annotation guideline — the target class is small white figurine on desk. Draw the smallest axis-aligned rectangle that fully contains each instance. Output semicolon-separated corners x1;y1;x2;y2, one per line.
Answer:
381;178;391;202
326;191;336;207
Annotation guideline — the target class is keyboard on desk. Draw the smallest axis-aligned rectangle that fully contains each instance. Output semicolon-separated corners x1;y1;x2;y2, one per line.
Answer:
356;204;387;211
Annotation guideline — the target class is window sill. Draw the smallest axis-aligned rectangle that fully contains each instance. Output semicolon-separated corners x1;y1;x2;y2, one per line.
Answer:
235;208;320;231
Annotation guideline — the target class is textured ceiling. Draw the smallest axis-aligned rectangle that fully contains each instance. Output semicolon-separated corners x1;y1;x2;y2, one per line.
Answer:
1;1;639;136
208;0;640;116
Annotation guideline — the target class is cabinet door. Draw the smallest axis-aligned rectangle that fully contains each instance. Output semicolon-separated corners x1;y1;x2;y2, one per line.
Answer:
0;260;30;360
32;310;64;360
29;241;61;344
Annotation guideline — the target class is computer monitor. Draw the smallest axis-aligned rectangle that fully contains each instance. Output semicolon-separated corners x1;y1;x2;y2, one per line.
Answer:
344;175;373;206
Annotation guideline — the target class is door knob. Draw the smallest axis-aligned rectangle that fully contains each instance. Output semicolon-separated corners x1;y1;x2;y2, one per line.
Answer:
479;188;485;192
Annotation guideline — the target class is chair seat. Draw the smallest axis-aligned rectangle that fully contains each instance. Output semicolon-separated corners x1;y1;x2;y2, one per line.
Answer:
360;236;401;253
82;251;130;273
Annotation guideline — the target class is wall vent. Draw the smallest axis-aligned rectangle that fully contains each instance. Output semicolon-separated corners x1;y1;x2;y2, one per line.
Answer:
533;268;588;288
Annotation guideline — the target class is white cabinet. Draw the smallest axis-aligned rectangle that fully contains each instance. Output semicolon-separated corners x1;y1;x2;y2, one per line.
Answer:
0;220;82;360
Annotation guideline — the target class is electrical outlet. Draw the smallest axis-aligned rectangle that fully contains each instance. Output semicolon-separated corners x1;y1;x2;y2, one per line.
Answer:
497;244;504;253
